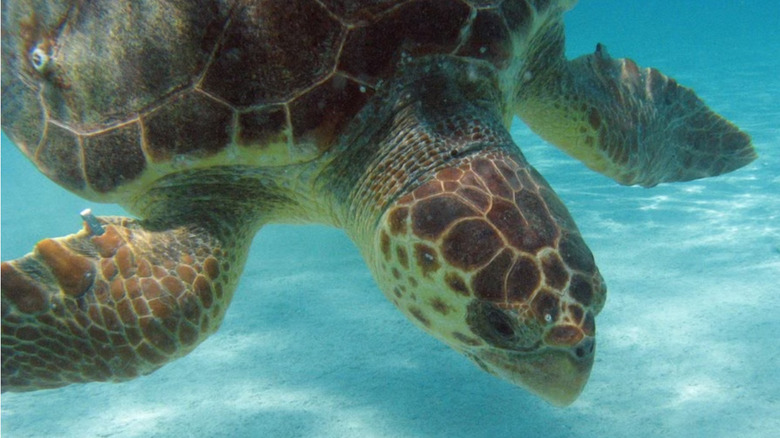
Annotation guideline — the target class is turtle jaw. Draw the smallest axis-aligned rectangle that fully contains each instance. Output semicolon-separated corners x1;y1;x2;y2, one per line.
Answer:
470;342;595;407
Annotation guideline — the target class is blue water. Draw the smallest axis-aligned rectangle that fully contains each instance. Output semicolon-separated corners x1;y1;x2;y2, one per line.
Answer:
2;1;778;437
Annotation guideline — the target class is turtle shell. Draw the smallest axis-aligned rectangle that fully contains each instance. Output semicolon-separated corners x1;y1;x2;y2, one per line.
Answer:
1;0;549;199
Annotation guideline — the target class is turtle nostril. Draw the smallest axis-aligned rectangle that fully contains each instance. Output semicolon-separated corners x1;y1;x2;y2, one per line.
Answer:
574;336;595;359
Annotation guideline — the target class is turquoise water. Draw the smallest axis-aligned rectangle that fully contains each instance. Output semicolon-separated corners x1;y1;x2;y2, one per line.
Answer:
2;1;778;437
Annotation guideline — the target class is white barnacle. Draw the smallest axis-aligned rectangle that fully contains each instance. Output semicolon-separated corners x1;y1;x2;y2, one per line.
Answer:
172;154;195;169
400;50;412;65
544;313;553;323
30;45;50;72
522;71;533;82
467;64;479;82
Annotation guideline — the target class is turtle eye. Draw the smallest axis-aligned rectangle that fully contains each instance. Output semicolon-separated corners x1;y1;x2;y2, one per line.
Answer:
466;300;518;349
486;306;515;339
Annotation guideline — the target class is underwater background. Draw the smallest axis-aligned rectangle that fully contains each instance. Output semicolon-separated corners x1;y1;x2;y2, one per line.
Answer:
1;1;778;437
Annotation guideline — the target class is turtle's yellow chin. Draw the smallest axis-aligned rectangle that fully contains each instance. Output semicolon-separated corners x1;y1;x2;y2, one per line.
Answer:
470;344;595;407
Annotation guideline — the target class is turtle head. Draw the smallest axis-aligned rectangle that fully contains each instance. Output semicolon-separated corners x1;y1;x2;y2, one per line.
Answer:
339;56;605;405
369;148;606;406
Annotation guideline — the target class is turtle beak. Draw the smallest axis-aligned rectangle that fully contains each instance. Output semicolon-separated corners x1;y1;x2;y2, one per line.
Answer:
472;338;595;406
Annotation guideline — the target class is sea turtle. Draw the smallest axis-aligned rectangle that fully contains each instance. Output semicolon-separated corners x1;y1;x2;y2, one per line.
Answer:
0;0;755;406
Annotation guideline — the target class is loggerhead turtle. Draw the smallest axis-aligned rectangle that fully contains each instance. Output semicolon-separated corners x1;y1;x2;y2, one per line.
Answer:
0;0;756;406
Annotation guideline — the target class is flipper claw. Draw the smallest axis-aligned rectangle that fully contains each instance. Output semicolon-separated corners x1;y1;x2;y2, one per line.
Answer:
80;208;105;236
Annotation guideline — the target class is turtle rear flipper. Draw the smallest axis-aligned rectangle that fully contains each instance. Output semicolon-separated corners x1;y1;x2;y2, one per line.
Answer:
1;215;247;392
517;43;757;187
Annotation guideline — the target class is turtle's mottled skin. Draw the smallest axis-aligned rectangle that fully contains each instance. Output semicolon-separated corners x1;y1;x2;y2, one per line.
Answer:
1;0;755;406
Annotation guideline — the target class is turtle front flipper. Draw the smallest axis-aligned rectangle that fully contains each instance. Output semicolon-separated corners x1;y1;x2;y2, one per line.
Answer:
517;27;756;186
1;215;247;392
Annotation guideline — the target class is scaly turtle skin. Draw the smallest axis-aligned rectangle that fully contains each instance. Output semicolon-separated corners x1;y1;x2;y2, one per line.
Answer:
1;0;755;406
